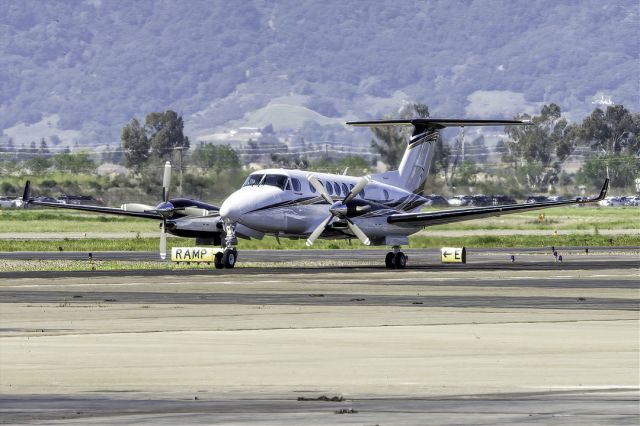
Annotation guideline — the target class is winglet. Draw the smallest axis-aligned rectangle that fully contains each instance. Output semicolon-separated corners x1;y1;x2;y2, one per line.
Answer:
21;180;31;207
596;178;609;201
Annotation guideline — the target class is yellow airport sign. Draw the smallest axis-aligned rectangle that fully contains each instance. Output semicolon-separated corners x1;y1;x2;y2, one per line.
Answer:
441;247;466;263
171;247;220;263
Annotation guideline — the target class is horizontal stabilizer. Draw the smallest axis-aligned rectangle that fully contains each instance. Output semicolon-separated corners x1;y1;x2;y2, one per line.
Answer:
347;118;531;130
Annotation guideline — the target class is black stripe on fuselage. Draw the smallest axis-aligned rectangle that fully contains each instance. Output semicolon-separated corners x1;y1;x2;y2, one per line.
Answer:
244;194;426;216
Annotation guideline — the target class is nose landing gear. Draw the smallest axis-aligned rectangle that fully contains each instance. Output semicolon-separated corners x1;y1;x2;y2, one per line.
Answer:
215;247;237;269
385;246;407;269
216;221;238;269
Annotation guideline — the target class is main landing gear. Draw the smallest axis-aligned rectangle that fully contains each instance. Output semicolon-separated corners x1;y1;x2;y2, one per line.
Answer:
385;246;407;269
216;221;238;269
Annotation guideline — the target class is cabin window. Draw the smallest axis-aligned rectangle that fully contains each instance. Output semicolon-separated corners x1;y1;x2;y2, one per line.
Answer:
291;178;301;192
360;188;366;199
263;174;289;190
341;183;349;195
383;189;389;200
333;182;341;196
325;181;333;195
243;174;264;186
309;181;316;193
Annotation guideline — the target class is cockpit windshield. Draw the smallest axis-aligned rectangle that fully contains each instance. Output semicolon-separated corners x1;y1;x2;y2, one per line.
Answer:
242;174;289;190
243;174;264;186
263;174;289;190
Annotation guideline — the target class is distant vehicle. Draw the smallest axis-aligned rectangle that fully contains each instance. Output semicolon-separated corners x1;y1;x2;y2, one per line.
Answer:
58;195;100;206
525;195;548;204
423;194;450;207
492;195;517;206
0;197;16;208
547;195;567;202
627;196;640;206
469;195;492;207
34;196;61;203
447;195;473;206
599;196;631;207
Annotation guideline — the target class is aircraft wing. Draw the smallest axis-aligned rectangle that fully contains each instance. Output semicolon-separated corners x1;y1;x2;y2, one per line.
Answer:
387;179;609;228
21;181;218;220
26;199;162;219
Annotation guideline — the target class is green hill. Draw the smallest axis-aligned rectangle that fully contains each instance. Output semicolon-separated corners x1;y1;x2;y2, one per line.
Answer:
0;0;637;146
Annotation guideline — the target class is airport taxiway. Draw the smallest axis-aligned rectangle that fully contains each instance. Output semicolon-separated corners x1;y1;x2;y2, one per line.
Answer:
0;250;638;424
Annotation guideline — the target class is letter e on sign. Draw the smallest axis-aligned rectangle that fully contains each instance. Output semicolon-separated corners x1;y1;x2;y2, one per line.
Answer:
441;247;466;264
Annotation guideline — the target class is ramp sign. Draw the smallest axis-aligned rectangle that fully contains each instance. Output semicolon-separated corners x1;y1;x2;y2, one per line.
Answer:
171;247;220;263
440;247;466;264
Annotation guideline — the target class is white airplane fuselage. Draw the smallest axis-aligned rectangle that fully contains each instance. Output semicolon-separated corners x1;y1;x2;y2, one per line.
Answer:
217;168;425;243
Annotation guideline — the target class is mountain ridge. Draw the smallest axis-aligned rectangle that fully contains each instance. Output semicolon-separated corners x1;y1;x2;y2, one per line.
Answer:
0;0;637;146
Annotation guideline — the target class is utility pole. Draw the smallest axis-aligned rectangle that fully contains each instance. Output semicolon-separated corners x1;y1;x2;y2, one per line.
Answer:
461;126;466;162
178;146;184;196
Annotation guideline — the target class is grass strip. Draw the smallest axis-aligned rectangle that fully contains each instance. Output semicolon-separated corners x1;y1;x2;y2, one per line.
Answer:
1;207;637;233
1;234;638;252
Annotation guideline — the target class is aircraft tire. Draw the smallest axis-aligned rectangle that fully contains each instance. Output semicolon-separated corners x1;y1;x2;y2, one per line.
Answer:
385;252;395;269
394;252;407;269
214;251;224;269
222;248;237;269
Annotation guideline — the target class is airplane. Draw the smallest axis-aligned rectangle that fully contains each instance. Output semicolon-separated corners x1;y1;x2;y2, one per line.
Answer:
22;117;609;269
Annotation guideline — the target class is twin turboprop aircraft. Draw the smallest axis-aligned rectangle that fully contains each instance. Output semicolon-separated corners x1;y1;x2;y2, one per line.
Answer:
23;118;608;269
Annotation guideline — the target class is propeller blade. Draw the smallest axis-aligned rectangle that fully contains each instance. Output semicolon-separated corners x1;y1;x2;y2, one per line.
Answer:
162;161;172;202
343;175;370;204
159;219;167;260
345;218;370;246
307;174;333;205
306;215;332;246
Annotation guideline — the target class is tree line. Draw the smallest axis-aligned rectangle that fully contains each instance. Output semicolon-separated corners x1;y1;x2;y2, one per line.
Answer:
370;103;639;194
1;105;637;202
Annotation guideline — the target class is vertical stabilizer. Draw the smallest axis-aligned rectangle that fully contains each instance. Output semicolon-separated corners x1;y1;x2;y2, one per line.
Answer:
396;129;438;195
347;118;530;195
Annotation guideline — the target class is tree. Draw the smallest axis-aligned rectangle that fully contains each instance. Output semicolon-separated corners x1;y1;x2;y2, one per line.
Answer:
26;156;52;174
580;105;639;155
468;135;489;161
338;155;370;174
576;154;639;189
121;118;150;172
52;152;95;173
145;110;189;161
503;104;578;190
432;136;451;184
39;138;50;154
577;105;640;181
452;160;480;187
192;143;240;178
371;102;429;169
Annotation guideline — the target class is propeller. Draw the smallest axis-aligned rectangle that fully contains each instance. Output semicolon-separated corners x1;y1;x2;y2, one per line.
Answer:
158;161;171;260
124;162;215;259
305;174;371;246
133;161;174;260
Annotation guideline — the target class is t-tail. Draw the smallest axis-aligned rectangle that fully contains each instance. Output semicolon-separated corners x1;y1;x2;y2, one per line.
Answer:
347;118;531;195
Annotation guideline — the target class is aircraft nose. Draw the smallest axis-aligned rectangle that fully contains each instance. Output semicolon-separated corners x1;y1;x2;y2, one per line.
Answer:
219;200;241;222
